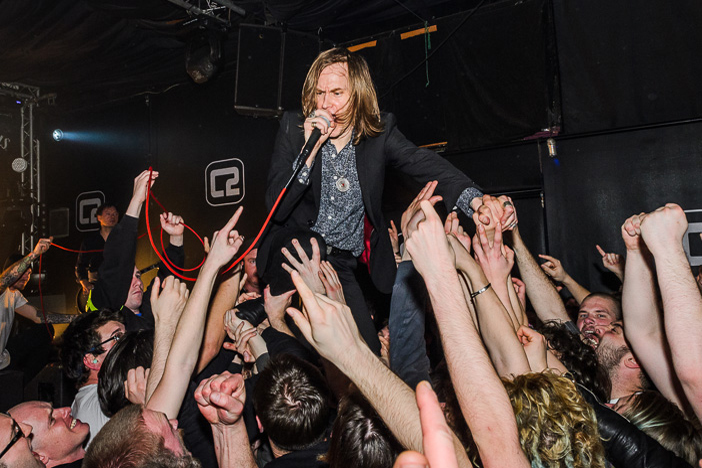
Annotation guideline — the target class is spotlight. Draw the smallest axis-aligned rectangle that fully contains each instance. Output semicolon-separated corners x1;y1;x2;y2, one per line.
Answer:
12;158;28;173
53;129;64;141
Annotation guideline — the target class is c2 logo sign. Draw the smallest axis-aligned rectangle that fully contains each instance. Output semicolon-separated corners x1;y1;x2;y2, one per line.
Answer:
205;158;245;206
75;191;105;232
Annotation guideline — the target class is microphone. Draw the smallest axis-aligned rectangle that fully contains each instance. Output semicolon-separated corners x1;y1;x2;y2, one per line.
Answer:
299;115;331;162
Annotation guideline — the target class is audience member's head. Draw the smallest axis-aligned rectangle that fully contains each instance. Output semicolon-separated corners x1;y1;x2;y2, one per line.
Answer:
595;321;648;401
253;354;332;455
124;266;145;312
325;390;402;468
9;401;88;468
60;308;125;387
96;204;119;228
243;247;261;294
83;404;199;468
576;293;621;348
539;321;611;402
0;412;42;468
98;329;154;417
618;391;702;466
503;372;606;468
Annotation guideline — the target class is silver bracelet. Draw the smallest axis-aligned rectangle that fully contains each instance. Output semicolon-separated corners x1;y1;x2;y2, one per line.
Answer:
470;283;492;299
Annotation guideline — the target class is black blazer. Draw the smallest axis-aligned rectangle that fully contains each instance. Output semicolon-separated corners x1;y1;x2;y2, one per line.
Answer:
257;111;482;293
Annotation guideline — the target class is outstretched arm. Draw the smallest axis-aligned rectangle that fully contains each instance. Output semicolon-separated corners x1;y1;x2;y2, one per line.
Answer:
639;204;702;420
148;208;245;419
538;254;591;304
405;200;530;468
0;237;51;295
620;213;688;411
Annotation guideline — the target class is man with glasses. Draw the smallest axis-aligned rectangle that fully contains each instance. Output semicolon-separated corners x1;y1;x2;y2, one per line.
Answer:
0;412;42;468
8;402;88;468
59;308;125;446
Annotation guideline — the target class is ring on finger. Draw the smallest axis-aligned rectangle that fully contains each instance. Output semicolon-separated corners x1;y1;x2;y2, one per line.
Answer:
503;201;513;208
312;121;316;128
509;222;517;229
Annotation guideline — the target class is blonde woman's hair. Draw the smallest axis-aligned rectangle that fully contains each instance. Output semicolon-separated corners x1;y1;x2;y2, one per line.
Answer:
503;373;606;468
622;391;702;466
301;48;384;145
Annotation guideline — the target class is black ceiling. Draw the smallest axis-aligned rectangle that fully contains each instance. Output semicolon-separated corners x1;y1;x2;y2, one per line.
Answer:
0;0;471;105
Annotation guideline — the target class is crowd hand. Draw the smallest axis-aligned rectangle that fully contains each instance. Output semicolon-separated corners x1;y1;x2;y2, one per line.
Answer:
281;237;325;294
32;237;53;257
150;276;190;325
303;109;335;162
133;170;158;204
511;277;527;311
205;207;245;270
319;260;346;304
538;254;567;283
401;181;443;239
392;381;459;468
160;212;185;243
596;244;625;278
263;285;295;324
388;220;402;261
79;279;94;294
236;291;260;306
378;326;390;368
195;371;246;427
639;203;688;257
405;201;456;279
124;366;150;405
472;222;515;286
223;313;261;363
620;213;648;253
286;270;365;368
516;326;548;373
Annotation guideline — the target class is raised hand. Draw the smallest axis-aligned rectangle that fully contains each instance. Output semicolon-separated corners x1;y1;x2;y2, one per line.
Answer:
405;201;455;280
223;313;260;363
639;203;688;256
620;213;648;253
511;277;527;311
472;222;514;287
538;254;567;283
195;371;246;427
150;276;189;325
281;237;325;294
286;270;364;369
206;207;245;270
124;366;150;405
392;381;459;468
319;260;345;304
596;244;624;279
388;219;402;264
516;326;548;373
32;237;53;257
401;181;443;239
263;285;295;326
160;212;185;247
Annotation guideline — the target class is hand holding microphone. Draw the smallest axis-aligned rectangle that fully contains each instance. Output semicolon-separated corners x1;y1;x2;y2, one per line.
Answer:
301;110;333;166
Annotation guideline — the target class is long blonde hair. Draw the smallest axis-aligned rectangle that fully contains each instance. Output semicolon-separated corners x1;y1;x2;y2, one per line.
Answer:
503;373;606;468
301;48;384;145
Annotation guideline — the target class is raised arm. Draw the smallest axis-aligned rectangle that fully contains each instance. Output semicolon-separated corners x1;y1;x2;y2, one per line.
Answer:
287;271;472;468
638;204;702;420
405;200;530;468
538;253;591;304
0;237;51;294
620;213;688;411
147;207;244;419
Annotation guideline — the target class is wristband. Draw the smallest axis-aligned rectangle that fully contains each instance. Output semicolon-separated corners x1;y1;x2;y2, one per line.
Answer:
470;283;491;299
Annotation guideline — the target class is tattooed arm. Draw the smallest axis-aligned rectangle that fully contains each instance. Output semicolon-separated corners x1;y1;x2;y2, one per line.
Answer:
0;238;52;294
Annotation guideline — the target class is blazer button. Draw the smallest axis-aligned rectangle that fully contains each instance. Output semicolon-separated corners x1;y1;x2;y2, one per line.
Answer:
307;219;314;227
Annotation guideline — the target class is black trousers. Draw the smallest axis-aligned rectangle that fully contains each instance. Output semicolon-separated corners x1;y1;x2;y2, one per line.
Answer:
326;250;381;355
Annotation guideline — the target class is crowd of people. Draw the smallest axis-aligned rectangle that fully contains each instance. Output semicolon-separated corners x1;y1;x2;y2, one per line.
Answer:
1;47;701;468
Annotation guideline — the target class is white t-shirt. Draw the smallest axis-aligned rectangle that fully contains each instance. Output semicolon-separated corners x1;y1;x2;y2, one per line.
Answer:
71;384;111;447
0;289;28;370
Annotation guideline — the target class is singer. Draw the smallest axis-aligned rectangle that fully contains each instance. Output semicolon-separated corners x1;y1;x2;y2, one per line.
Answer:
258;48;485;353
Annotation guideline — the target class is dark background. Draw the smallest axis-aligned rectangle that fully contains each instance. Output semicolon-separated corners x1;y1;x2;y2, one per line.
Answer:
0;0;700;312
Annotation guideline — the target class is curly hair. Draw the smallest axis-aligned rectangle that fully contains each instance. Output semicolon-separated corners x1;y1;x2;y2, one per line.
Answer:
98;329;154;416
325;390;403;468
621;391;702;465
539;321;611;402
60;308;124;386
301;48;384;145
503;372;606;468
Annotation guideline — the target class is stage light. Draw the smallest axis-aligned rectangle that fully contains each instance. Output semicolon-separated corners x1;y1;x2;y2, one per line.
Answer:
53;129;64;141
12;158;28;173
